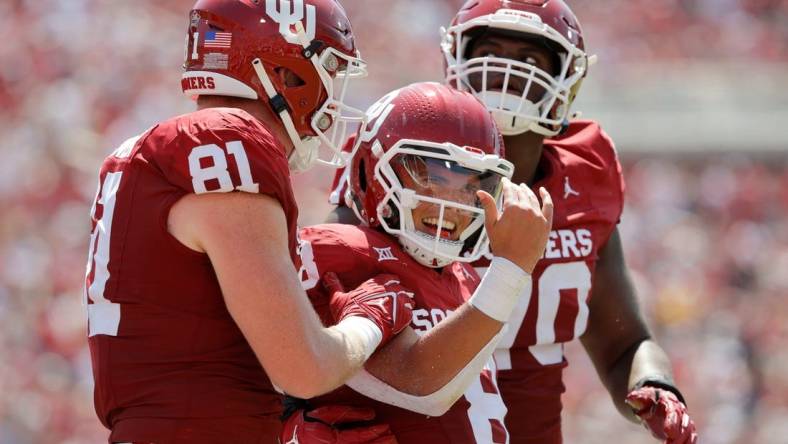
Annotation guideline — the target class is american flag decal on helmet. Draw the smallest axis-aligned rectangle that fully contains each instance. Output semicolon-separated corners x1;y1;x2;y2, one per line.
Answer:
204;31;232;49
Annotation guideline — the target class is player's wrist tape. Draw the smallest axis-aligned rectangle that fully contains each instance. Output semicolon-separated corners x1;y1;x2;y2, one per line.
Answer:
334;316;383;360
468;256;530;322
631;376;687;406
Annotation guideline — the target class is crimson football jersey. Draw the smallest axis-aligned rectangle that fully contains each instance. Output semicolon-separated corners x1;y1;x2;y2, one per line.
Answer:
478;120;625;444
84;108;298;443
297;224;509;444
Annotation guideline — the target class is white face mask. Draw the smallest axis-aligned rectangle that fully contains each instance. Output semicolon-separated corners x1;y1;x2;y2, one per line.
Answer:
372;140;513;268
453;54;575;136
306;47;369;169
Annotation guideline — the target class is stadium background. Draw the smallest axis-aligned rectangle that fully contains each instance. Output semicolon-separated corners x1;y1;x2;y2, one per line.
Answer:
1;0;786;442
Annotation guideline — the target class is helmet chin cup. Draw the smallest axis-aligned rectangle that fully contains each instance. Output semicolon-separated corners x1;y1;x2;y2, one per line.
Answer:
481;91;539;136
288;136;320;172
399;233;457;269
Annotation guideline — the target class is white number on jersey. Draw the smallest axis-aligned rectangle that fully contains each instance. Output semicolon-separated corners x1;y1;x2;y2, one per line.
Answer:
188;141;259;194
494;261;593;368
84;135;141;337
465;359;509;443
297;237;320;291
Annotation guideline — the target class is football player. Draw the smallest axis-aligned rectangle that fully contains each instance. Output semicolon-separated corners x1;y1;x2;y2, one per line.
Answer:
328;1;698;443
281;82;554;443
84;1;414;442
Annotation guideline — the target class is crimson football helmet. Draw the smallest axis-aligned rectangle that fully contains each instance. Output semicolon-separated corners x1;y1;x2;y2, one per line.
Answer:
182;0;367;171
346;82;514;268
441;0;592;136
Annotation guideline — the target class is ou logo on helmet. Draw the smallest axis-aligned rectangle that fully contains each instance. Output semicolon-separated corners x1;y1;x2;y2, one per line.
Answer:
359;89;400;144
265;0;317;43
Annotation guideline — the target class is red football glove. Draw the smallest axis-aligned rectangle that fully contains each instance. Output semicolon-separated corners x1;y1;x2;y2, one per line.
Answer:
626;386;698;444
280;405;397;444
324;272;414;349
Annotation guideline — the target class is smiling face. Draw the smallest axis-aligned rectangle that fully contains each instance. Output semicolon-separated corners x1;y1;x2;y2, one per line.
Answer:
392;154;492;242
466;31;560;102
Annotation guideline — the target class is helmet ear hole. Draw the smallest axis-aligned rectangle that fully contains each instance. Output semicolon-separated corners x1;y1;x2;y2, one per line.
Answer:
383;203;400;229
275;67;306;88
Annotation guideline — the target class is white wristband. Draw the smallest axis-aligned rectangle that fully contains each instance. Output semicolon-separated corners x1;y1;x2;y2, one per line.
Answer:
468;256;530;322
334;316;384;360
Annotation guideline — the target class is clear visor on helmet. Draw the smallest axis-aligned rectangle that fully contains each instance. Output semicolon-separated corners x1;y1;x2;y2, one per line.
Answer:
395;153;501;228
376;141;512;267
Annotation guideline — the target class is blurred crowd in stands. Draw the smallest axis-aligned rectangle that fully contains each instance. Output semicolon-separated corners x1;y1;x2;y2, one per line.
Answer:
1;0;786;442
572;0;788;62
563;155;788;444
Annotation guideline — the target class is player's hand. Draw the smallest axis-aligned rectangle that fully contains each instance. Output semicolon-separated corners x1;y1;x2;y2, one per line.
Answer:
280;405;397;444
626;386;698;444
324;272;414;349
477;178;553;273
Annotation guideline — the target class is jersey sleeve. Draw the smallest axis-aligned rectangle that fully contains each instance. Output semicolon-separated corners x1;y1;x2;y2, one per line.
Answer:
327;135;357;206
297;224;379;325
140;109;300;264
594;123;626;225
150;109;294;206
561;120;626;225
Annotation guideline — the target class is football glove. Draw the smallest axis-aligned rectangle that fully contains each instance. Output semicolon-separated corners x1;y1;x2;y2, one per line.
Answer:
280;405;397;444
324;272;414;349
626;386;698;444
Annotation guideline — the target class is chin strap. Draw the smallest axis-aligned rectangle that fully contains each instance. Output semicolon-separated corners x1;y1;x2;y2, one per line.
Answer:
251;19;326;172
251;57;318;172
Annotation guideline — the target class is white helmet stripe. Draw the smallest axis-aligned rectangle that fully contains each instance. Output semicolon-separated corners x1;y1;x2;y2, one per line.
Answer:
181;71;258;100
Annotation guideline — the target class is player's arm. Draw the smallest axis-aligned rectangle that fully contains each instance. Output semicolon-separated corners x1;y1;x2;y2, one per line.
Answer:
581;228;697;442
345;180;553;415
579;228;671;419
581;227;696;411
362;304;503;394
168;191;409;399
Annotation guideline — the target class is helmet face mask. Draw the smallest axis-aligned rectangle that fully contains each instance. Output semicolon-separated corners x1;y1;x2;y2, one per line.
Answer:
442;1;590;137
182;0;368;172
375;141;511;268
